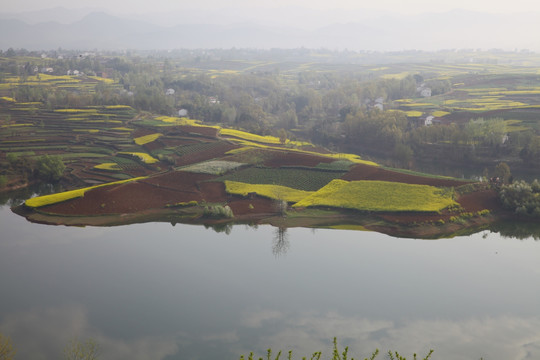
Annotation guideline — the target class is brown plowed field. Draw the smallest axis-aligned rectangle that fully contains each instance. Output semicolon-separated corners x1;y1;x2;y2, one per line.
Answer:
143;140;164;151
42;181;201;215
42;167;281;217
176;142;239;166
132;128;157;138
44;172;218;215
142;171;215;191
160;138;200;147
457;189;502;213
342;163;470;187
263;151;334;168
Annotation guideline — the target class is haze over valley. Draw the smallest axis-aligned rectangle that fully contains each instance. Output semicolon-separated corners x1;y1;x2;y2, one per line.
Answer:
2;6;540;51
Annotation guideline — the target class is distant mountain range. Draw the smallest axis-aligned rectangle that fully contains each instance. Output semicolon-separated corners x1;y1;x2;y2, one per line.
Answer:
1;8;540;51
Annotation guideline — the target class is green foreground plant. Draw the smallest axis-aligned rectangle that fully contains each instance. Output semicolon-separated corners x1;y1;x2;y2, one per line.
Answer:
239;338;432;360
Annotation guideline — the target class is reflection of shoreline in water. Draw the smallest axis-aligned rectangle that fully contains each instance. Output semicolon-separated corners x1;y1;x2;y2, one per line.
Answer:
489;220;540;240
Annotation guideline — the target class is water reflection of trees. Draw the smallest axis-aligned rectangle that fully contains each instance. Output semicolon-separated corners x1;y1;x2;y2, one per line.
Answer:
203;222;233;235
490;221;540;240
272;227;290;257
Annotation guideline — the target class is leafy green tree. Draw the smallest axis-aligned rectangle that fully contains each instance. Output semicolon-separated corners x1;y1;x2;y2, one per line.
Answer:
278;128;288;144
499;179;540;217
464;118;505;147
425;78;451;95
494;162;511;184
0;333;16;360
35;155;65;182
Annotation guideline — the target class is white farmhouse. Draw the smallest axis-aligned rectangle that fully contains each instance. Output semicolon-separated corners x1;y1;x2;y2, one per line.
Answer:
420;88;432;97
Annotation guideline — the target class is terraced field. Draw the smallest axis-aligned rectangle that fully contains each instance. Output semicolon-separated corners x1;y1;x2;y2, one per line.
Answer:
0;63;511;237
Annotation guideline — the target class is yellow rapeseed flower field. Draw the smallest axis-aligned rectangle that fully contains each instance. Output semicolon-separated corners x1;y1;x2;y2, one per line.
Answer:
220;128;283;144
134;133;163;145
225;181;313;203
25;177;147;208
118;152;159;164
293;179;457;213
54;109;98;114
405;111;423;117
432;111;450;117
94;163;121;170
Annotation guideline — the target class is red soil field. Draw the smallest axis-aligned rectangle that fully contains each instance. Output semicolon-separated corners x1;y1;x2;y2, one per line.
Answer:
160;137;200;147
132;128;157;138
175;142;239;166
142;171;215;191
143;139;165;152
42;169;281;217
457;189;502;213
342;163;470;187
263;151;334;168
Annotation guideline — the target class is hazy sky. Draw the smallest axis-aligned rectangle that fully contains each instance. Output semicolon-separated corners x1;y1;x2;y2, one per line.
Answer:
4;0;540;15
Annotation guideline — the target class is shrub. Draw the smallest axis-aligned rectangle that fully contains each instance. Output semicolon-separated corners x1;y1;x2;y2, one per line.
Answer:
203;205;234;219
499;179;540;217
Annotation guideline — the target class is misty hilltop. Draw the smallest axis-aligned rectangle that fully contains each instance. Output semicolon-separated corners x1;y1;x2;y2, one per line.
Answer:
1;7;540;51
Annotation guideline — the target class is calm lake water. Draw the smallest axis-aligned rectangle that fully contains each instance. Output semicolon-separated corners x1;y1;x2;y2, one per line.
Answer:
1;204;540;360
